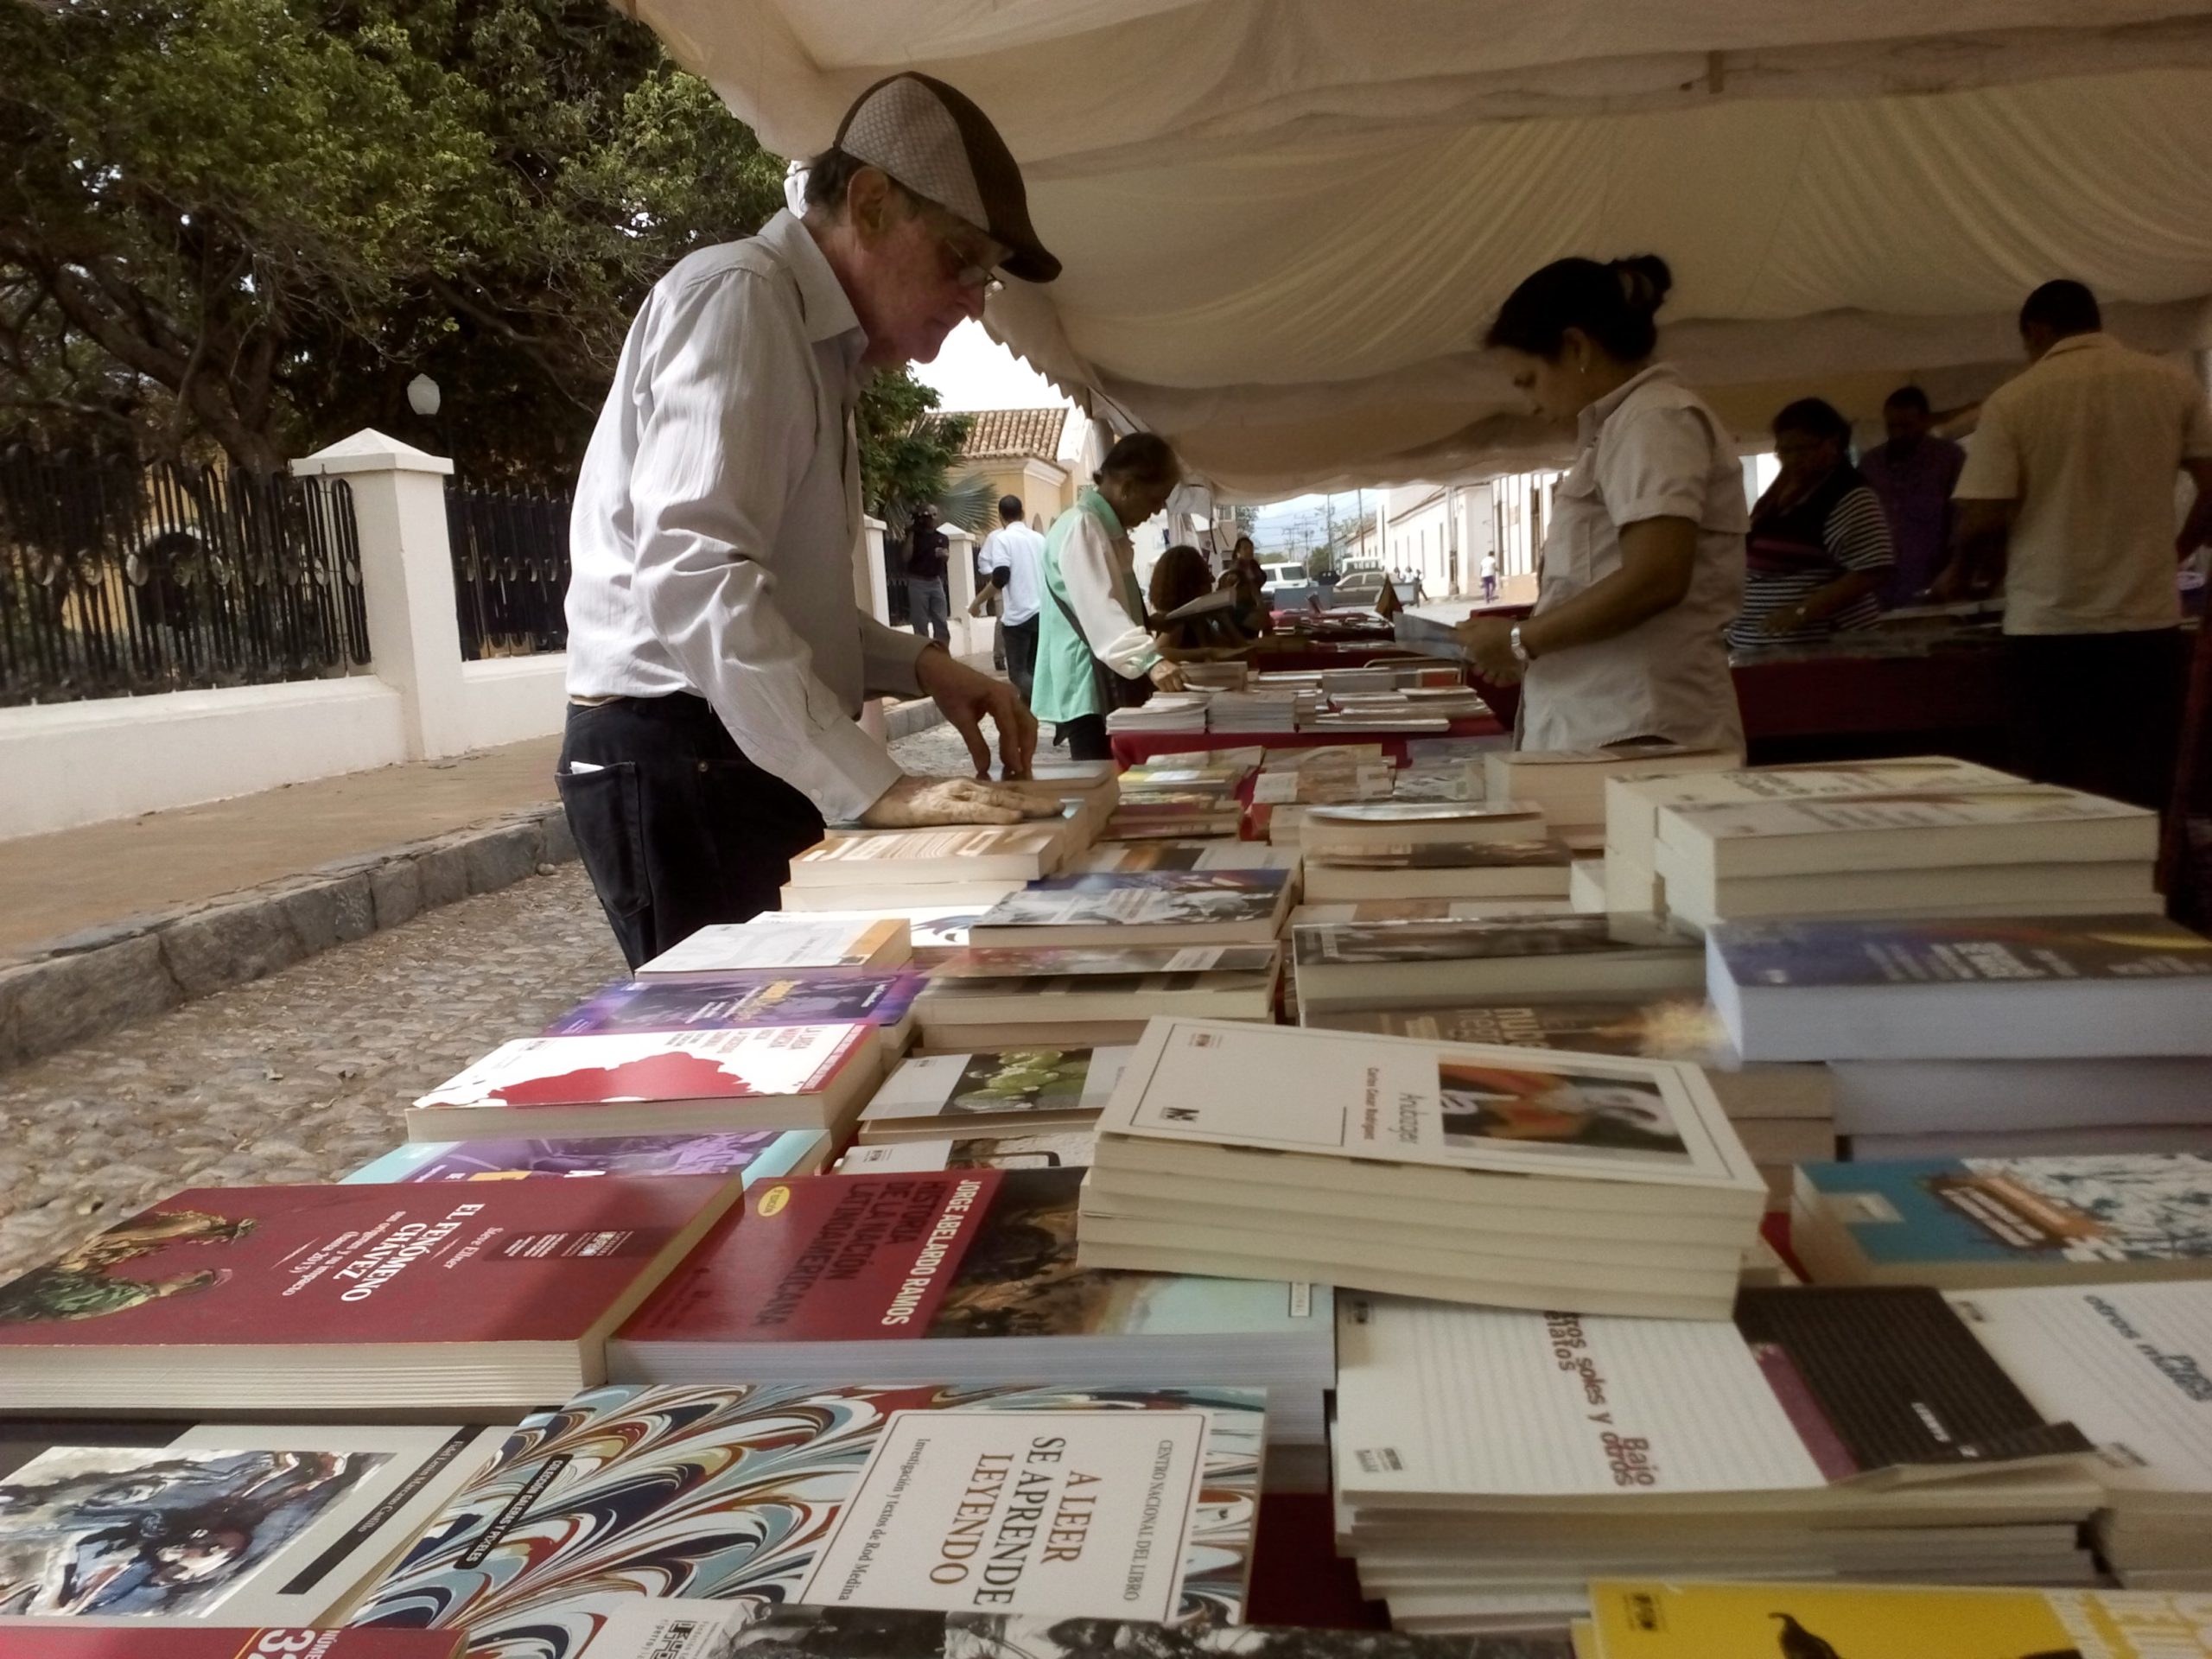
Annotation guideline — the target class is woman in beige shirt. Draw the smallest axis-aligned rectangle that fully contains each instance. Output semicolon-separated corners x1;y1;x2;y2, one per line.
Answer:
1457;256;1745;753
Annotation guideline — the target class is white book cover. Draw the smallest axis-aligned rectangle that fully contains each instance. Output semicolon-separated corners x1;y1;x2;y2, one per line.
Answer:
1070;843;1299;873
859;1046;1135;1126
0;1424;504;1623
1095;1019;1763;1195
637;915;907;976
793;825;1064;873
1332;1294;1824;1503
1951;1283;2212;1504
839;1131;1098;1173
1604;758;2019;861
1657;789;2153;855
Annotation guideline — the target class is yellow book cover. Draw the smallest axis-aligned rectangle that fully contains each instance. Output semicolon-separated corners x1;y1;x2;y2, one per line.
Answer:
1589;1580;2212;1659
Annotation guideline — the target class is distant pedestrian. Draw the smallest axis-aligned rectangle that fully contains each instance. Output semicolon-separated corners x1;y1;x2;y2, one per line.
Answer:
1480;552;1498;602
977;494;1046;701
906;507;951;645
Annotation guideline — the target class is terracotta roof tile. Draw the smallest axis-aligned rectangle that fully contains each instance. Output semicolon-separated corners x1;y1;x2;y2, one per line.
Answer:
957;406;1069;461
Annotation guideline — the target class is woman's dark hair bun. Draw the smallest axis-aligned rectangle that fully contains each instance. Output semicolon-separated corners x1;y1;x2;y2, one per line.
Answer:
1610;255;1673;317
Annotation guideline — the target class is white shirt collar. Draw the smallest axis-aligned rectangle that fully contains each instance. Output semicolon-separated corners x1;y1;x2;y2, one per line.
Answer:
1578;361;1678;446
758;209;868;381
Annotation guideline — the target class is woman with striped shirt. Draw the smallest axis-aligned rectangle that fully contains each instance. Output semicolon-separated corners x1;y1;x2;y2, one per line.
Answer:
1731;397;1895;651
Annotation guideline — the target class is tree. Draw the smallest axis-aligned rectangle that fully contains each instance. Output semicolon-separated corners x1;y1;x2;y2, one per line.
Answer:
0;0;783;479
855;368;972;538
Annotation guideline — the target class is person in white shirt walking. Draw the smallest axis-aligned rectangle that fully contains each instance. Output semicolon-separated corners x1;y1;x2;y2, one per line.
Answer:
560;73;1057;968
974;494;1046;701
1941;278;2212;809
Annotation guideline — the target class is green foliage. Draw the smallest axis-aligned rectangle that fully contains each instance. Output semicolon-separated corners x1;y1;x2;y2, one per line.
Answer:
856;368;972;538
1305;545;1338;579
0;0;783;477
932;472;996;536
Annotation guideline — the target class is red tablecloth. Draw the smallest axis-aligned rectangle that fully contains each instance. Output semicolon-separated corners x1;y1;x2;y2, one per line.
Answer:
1249;641;1430;674
1248;1491;1386;1629
1111;716;1504;770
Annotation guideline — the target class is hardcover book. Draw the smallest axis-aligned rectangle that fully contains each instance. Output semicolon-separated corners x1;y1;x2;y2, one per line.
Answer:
857;1047;1133;1141
408;1026;876;1141
1795;1154;2212;1288
342;1128;828;1185
0;1178;742;1413
346;1381;1263;1657
0;1426;505;1625
1586;1580;2212;1659
635;916;911;977
543;972;926;1039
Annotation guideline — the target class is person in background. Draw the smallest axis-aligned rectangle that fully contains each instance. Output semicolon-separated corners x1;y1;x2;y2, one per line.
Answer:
1223;536;1274;635
1032;433;1189;760
1727;397;1894;652
966;522;1006;671
905;506;951;645
1456;254;1746;753
560;72;1052;969
1859;385;1966;607
1940;278;2212;809
1147;543;1253;658
1479;550;1498;601
975;493;1046;702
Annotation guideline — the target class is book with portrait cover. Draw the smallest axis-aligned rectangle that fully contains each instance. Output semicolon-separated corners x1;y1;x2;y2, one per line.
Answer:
1794;1153;2212;1288
342;1128;829;1185
0;1425;505;1628
544;971;926;1039
857;1047;1134;1141
407;1025;878;1141
1586;1580;2212;1659
1292;914;1701;1013
346;1381;1263;1659
608;1168;1329;1436
0;1178;741;1413
635;915;912;978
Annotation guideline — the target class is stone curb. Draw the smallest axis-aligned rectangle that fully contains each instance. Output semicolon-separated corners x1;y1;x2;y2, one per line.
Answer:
0;804;579;1073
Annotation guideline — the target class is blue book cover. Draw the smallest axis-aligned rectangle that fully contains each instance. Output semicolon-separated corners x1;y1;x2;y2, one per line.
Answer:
543;970;925;1036
1714;915;2212;989
342;1128;825;1185
1801;1153;2212;1271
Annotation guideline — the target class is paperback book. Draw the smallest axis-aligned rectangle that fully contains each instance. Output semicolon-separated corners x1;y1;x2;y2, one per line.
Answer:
346;1381;1263;1656
342;1128;828;1185
789;826;1071;887
1301;841;1573;903
543;972;925;1044
0;1177;741;1413
635;915;911;978
857;1046;1133;1141
0;1632;465;1658
1293;914;1702;1014
1794;1153;2212;1288
840;1132;1098;1173
723;1607;1571;1659
408;1025;877;1141
970;871;1293;948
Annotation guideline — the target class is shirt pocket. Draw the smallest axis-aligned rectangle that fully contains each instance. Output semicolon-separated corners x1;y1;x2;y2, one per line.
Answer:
1543;464;1605;589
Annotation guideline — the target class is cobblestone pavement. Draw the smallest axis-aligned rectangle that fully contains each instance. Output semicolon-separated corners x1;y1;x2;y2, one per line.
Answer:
0;724;989;1281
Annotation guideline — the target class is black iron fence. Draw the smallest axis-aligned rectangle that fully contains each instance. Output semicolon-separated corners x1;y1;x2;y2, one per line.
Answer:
445;483;570;659
0;448;369;707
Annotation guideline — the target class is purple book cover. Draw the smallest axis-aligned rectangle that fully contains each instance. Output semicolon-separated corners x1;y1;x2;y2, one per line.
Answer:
543;971;926;1036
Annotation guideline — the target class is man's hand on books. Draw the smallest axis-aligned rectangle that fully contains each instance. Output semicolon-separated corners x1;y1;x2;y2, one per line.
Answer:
858;775;1060;829
1453;616;1523;682
916;643;1037;779
1148;659;1189;692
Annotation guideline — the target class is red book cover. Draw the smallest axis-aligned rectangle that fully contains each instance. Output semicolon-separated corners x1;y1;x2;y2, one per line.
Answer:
0;1630;464;1658
0;1177;738;1349
618;1170;1004;1343
416;1027;868;1112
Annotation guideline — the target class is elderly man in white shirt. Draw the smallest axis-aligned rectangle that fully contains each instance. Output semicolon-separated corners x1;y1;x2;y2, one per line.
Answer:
561;73;1057;968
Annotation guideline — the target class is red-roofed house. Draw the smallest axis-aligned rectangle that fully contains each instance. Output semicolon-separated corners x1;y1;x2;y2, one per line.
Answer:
957;406;1077;531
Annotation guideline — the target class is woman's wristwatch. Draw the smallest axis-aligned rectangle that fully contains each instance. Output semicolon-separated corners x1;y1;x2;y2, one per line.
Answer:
1509;623;1532;665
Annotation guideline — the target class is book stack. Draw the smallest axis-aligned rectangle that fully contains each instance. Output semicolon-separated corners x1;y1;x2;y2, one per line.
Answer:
343;1380;1264;1645
543;969;926;1057
728;1609;1571;1659
1579;1580;2212;1659
1298;800;1545;855
1313;995;1833;1212
635;912;912;977
0;1179;745;1414
1211;689;1315;733
1180;658;1249;691
1792;1152;2212;1288
1601;755;2018;918
1292;914;1704;1020
1829;1053;2212;1160
970;868;1295;948
409;1024;882;1141
781;823;1079;912
1332;1287;2101;1634
1956;1280;2212;1590
1304;696;1452;734
1654;785;2164;929
1484;747;1739;846
914;944;1281;1048
1301;840;1574;904
1291;897;1576;928
849;1044;1131;1146
1392;762;1484;804
1103;789;1243;839
1072;840;1299;877
1252;745;1395;844
606;1168;1335;1484
345;1126;830;1185
1075;1020;1768;1319
1104;691;1212;734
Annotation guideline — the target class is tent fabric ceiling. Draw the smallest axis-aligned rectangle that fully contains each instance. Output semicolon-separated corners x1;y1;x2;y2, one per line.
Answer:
629;0;2212;493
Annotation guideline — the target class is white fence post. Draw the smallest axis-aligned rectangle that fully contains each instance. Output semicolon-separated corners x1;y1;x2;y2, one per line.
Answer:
291;429;470;760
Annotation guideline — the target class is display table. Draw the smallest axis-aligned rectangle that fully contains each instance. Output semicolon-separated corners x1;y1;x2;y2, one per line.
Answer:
1110;715;1504;770
1248;639;1422;674
1247;1491;1386;1629
1734;642;2011;765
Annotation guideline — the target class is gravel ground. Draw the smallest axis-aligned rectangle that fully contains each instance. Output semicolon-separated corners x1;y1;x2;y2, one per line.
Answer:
0;723;992;1282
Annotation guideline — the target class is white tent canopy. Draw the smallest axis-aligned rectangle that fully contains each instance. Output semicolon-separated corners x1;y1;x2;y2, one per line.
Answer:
628;1;2212;493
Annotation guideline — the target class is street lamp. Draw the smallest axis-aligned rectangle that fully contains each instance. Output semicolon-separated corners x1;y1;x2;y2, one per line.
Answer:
406;373;442;419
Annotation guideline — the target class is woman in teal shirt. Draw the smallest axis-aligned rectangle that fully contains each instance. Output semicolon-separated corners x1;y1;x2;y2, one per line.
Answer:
1032;432;1188;760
